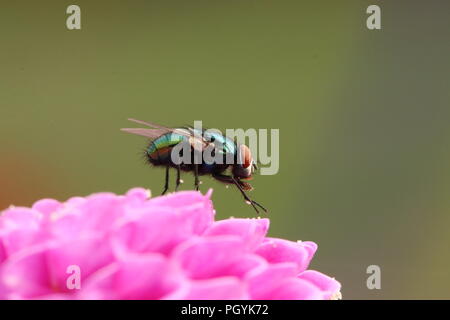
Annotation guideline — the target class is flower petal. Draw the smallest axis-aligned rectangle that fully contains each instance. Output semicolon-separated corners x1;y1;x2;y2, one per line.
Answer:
298;270;341;299
0;207;46;257
247;262;298;299
81;253;180;300
45;236;115;291
261;278;325;300
149;191;215;234
204;218;269;250
125;188;151;202
171;236;247;279
255;238;317;272
111;202;214;255
164;277;248;300
32;199;62;216
0;245;54;298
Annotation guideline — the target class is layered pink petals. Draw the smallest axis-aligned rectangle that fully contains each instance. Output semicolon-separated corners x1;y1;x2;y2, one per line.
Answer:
80;253;181;300
0;188;341;300
255;238;317;273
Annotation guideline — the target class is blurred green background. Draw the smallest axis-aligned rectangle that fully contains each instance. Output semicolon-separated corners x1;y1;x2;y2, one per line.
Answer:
1;0;449;299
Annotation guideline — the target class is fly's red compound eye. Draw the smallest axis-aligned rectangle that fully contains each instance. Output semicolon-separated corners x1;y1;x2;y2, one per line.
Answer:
240;144;252;168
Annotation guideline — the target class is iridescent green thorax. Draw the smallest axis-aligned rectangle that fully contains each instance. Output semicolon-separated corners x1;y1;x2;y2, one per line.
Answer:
202;130;237;155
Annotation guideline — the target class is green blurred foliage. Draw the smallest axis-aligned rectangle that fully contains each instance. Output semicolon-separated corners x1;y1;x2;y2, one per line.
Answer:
0;0;449;299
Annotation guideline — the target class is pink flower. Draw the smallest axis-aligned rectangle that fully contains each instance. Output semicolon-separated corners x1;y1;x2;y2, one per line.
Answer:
0;188;341;300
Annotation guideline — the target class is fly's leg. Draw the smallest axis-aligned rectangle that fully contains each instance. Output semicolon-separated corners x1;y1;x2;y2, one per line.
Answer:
231;176;267;214
175;165;182;191
212;172;234;185
212;173;267;214
194;164;200;191
161;166;169;195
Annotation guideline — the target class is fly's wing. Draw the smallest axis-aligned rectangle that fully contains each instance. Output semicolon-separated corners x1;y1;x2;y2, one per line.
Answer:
126;118;193;137
127;118;176;131
122;118;208;151
120;128;171;139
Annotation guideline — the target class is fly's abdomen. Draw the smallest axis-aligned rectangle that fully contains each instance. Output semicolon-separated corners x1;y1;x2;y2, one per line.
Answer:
147;132;188;165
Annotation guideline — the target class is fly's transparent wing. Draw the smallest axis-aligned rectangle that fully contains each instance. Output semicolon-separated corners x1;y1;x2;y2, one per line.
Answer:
120;128;170;139
122;118;208;151
126;119;197;138
127;118;173;130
